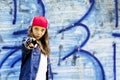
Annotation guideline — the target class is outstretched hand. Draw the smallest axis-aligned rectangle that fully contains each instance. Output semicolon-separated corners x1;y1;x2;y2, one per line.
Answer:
25;37;38;49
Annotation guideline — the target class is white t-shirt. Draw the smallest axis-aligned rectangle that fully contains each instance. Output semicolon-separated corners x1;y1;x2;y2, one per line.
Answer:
35;53;47;80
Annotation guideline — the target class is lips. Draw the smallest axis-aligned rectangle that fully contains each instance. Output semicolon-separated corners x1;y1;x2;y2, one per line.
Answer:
35;35;41;39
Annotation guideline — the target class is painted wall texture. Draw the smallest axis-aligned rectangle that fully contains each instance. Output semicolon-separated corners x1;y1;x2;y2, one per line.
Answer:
0;0;120;80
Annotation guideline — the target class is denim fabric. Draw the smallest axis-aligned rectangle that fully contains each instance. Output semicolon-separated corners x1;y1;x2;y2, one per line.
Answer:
19;44;41;80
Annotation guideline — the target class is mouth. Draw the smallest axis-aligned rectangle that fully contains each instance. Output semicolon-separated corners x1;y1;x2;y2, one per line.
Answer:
35;36;41;39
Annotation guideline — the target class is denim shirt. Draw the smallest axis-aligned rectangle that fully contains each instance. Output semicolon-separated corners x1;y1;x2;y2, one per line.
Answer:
19;43;41;80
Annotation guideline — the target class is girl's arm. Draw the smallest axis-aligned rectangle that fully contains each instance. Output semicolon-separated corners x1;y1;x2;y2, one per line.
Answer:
20;39;32;68
21;43;31;54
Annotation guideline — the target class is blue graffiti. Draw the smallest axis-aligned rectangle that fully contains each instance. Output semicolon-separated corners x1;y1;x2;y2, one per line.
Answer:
57;0;105;80
112;0;119;37
1;46;22;68
12;0;46;35
58;0;95;34
0;47;20;68
112;0;119;39
61;47;103;79
77;0;95;23
37;0;46;16
13;29;27;35
113;43;116;80
10;55;21;68
112;32;120;37
12;0;17;24
112;0;119;80
60;23;105;80
114;0;118;28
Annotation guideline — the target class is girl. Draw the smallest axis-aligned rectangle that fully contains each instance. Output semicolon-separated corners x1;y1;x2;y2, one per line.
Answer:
19;16;50;80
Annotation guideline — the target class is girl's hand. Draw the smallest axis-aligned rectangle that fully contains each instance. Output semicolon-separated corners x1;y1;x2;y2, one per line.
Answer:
27;43;35;49
25;37;38;49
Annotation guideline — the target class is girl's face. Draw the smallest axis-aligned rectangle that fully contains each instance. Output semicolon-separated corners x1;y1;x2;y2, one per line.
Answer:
32;26;46;40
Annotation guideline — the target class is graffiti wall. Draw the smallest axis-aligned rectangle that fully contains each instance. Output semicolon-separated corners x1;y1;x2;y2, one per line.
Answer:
0;0;120;80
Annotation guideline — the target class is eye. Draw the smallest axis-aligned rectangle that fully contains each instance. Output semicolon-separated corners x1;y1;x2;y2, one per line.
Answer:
41;29;45;32
33;27;46;32
41;29;44;31
34;27;39;30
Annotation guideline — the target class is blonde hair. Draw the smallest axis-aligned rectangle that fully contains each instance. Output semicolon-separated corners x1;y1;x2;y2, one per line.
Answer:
27;26;50;57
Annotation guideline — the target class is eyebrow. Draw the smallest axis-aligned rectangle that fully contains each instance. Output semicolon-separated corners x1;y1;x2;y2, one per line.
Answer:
41;28;44;30
35;27;45;30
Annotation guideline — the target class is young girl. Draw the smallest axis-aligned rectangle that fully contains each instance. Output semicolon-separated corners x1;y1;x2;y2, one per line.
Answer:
19;16;50;80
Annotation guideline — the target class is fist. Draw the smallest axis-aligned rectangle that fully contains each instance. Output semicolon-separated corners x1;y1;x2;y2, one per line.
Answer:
25;37;38;49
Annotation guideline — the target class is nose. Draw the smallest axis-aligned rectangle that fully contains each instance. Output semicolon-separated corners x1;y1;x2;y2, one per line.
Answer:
37;31;42;35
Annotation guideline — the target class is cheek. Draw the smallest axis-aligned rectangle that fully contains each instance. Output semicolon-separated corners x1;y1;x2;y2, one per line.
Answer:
33;29;39;34
32;30;37;35
42;31;46;36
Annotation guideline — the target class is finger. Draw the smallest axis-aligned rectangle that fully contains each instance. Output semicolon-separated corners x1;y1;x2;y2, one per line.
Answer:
29;43;35;47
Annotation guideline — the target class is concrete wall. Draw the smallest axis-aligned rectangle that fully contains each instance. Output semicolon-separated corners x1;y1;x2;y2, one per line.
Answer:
0;0;120;80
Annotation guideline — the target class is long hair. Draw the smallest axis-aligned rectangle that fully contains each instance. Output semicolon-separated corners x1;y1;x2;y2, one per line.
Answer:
27;26;50;57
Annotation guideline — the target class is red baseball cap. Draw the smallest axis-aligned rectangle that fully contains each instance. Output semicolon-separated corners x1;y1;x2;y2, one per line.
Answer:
32;16;48;28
